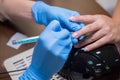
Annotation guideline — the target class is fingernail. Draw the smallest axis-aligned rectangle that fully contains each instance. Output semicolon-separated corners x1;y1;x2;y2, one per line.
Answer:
83;47;89;52
81;48;85;51
72;32;78;38
70;17;76;21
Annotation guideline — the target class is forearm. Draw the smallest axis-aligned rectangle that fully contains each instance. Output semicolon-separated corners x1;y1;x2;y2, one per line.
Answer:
0;0;35;21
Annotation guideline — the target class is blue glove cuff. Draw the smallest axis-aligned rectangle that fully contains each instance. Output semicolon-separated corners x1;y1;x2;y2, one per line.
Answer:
19;67;51;80
30;65;52;80
19;68;40;80
32;1;49;24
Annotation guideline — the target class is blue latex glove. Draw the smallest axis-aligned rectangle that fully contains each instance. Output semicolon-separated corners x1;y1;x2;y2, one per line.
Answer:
19;20;73;80
32;1;84;32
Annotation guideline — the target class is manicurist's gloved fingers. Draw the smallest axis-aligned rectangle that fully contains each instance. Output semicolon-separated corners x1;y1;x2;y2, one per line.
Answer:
45;20;71;40
32;1;86;43
32;1;85;32
45;20;62;32
59;11;84;32
19;20;73;80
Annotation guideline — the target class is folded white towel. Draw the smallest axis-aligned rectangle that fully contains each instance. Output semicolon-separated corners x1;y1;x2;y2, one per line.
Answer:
96;0;117;16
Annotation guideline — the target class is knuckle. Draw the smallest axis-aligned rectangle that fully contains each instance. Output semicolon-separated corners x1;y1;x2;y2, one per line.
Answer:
87;24;96;31
97;15;105;18
90;38;95;42
95;15;102;19
104;26;111;33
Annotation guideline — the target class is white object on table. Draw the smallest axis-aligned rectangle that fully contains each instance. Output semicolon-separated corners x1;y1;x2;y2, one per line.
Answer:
96;0;117;15
7;32;28;49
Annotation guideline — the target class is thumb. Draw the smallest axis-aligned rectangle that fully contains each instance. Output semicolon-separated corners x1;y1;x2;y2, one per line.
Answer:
46;20;71;40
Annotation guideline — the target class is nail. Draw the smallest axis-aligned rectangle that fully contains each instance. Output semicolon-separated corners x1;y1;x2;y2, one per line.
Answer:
70;17;76;21
83;47;89;52
72;32;78;38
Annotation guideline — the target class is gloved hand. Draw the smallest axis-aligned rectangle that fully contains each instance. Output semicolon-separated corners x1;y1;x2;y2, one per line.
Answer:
19;20;73;80
32;1;84;32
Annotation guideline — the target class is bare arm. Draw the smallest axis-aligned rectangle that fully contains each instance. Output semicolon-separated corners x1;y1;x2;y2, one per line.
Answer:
0;0;35;21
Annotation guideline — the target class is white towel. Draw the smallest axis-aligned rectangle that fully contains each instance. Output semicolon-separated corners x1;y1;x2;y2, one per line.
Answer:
96;0;117;15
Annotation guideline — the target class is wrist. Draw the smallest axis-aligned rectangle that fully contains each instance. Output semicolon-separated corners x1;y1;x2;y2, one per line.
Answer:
32;1;50;24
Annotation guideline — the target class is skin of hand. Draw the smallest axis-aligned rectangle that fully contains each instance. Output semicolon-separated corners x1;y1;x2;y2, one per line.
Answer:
0;0;35;21
70;14;120;52
69;1;120;52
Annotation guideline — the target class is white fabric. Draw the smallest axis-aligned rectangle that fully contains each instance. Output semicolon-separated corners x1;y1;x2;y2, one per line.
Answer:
96;0;117;15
